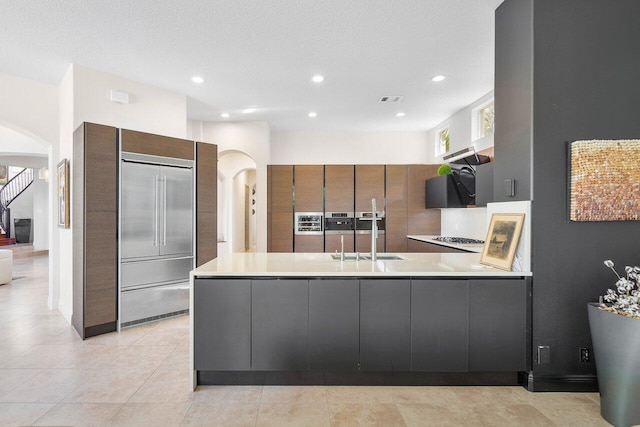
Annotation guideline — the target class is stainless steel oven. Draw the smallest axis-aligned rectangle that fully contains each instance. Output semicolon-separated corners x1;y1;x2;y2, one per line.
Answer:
324;212;354;235
294;212;323;235
355;211;385;235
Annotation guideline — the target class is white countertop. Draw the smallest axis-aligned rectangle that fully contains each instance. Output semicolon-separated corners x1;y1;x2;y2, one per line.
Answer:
407;235;485;253
191;252;530;278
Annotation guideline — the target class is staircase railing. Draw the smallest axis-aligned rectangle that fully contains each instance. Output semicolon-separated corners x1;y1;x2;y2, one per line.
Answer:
0;168;34;237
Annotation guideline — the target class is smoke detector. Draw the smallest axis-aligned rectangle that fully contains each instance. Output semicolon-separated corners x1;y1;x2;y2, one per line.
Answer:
379;96;403;103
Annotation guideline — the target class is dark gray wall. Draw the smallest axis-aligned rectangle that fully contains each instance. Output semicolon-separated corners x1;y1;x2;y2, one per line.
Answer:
504;0;640;386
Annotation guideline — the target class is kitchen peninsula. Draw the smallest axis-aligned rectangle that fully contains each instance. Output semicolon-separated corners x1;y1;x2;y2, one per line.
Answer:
190;253;531;389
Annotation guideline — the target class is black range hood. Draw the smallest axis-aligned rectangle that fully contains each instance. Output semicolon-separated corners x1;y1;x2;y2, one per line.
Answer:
442;146;490;166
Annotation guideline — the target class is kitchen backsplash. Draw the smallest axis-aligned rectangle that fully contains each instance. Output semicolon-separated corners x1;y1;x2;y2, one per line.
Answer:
440;208;488;240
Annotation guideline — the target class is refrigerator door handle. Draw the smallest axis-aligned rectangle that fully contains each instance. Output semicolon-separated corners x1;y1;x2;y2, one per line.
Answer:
153;175;159;246
163;176;167;246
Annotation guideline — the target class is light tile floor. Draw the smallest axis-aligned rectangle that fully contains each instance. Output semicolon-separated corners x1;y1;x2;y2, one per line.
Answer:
0;255;611;426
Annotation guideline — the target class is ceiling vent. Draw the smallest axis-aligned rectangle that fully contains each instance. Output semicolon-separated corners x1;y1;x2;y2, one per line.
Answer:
379;96;403;103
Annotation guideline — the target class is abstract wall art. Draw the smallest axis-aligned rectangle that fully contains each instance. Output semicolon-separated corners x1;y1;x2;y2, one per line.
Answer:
569;139;640;222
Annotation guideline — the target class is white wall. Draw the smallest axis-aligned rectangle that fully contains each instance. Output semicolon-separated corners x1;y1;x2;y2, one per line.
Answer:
32;175;49;251
217;151;257;254
271;131;429;165
231;169;256;253
440;208;488;241
427;91;494;164
486;200;532;273
193;121;270;252
0;126;49;155
73;66;188;138
232;170;248;252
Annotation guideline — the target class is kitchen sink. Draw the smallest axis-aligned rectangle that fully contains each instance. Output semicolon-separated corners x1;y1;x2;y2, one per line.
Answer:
360;254;406;260
330;253;406;261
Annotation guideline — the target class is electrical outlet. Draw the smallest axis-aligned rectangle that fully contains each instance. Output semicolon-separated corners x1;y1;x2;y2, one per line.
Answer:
537;346;550;364
580;348;590;363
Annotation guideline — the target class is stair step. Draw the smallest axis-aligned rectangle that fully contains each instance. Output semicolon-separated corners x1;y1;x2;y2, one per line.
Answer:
0;233;16;246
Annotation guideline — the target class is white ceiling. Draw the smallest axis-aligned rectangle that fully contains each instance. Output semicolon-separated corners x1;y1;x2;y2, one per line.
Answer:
0;0;504;132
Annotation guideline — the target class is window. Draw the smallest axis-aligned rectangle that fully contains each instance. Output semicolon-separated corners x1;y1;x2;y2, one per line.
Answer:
472;100;495;141
435;127;450;156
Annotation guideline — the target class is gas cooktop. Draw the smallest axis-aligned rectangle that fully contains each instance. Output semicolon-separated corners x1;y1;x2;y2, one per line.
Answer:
434;236;485;244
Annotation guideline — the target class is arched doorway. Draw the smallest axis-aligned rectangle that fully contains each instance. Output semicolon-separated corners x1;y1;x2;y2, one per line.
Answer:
217;151;257;254
0;122;54;308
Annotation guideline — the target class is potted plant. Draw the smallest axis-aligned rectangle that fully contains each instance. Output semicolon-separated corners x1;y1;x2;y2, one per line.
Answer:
588;260;640;427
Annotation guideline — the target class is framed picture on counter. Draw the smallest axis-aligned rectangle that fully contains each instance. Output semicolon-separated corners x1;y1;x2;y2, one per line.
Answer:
57;158;70;229
480;213;525;271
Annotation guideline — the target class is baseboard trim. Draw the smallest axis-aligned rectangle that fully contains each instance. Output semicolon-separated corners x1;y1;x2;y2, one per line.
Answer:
197;371;521;386
521;371;599;392
84;321;117;339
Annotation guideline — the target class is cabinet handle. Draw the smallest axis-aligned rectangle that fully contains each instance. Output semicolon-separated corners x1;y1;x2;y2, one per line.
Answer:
163;176;167;245
154;175;158;246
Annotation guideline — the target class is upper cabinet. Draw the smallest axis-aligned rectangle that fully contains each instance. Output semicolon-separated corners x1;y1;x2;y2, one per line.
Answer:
267;165;294;252
325;165;354;213
355;165;384;212
294;165;323;212
494;0;533;201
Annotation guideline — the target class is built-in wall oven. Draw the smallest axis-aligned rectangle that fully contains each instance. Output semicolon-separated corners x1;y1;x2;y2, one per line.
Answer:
324;212;354;234
355;211;385;234
294;212;323;235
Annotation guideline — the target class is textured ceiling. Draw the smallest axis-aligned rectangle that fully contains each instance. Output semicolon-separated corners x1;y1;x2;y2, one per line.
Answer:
0;0;504;131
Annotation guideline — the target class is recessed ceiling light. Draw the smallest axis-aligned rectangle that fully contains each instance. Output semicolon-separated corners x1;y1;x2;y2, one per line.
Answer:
191;76;205;83
396;112;405;117
431;75;446;82
242;108;256;114
311;75;324;84
220;113;230;118
308;112;317;118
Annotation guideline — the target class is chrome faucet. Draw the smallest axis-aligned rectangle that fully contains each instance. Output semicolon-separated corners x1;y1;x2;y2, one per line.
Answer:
371;198;378;261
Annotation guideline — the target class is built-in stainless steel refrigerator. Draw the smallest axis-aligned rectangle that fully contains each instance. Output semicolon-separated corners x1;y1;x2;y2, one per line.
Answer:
119;151;194;327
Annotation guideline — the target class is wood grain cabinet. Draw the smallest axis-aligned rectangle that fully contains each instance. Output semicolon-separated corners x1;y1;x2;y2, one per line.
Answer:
355;165;385;253
267;165;294;252
408;165;441;236
385;165;408;252
72;123;118;339
196;142;218;266
324;165;355;253
293;165;324;252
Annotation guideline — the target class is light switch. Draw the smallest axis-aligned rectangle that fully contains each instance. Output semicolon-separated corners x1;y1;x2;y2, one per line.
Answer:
504;179;515;197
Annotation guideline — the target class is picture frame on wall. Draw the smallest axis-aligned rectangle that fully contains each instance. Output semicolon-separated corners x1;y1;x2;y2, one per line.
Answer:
0;165;7;185
480;213;525;271
57;159;70;228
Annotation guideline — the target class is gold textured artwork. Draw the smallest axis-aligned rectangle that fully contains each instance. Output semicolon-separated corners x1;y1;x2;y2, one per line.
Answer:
569;140;640;221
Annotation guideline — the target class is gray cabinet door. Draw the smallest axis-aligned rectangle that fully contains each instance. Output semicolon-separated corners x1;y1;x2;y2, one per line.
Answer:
309;279;360;371
252;279;309;371
412;280;469;372
360;279;411;371
469;279;527;371
194;279;251;371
